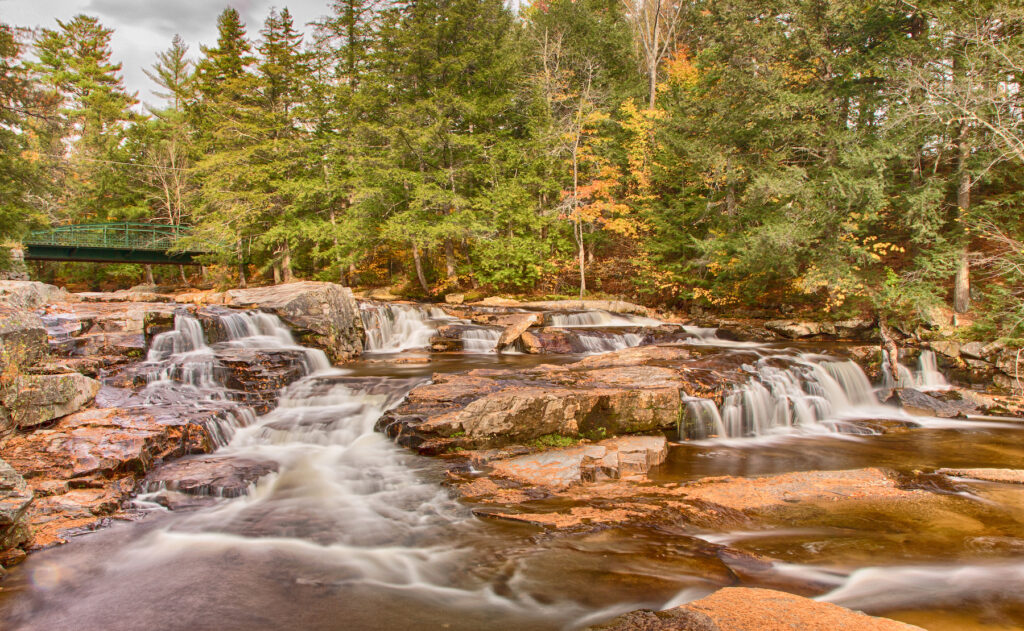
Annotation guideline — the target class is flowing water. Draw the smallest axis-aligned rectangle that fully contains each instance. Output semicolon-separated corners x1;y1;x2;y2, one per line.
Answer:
2;309;1023;630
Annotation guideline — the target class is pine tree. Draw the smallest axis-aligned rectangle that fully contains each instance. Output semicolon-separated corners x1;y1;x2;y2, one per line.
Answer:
33;15;141;222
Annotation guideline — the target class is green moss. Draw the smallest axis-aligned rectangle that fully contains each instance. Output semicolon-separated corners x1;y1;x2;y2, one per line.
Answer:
528;433;580;449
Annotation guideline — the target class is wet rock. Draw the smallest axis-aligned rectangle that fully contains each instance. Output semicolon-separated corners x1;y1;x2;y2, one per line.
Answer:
681;468;922;517
894;388;977;418
2;372;101;431
490;435;668;488
520;328;581;354
430;323;473;352
938;468;1024;484
141;455;279;498
0;457;33;555
214;346;308;414
40;302;180;358
2;407;217;548
930;340;961;359
496;313;540;350
591;587;923;631
380;345;734;453
0;306;48;372
225;281;364;362
0;280;69;310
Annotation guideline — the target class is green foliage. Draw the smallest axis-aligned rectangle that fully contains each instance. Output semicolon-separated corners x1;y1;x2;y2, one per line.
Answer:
528;433;580;449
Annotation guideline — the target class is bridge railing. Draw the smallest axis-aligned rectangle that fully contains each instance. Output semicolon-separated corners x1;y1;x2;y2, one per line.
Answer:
24;222;194;252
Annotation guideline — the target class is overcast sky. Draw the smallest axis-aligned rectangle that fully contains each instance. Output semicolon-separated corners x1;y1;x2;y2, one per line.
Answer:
2;0;331;108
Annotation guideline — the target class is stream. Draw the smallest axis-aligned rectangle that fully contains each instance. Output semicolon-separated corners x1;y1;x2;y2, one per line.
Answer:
1;305;1023;630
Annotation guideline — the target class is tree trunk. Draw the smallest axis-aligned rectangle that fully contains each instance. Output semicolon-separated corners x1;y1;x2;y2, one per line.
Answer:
238;264;247;289
144;264;154;286
412;242;429;295
577;221;586;299
179;265;188;286
954;121;971;313
444;238;456;284
281;241;294;283
648;64;657;110
273;261;282;285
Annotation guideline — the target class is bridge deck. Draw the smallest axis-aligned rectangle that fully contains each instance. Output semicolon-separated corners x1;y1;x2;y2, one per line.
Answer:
23;222;208;265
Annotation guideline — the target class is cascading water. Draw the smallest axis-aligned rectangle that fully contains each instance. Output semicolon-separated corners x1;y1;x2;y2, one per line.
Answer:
360;302;451;352
459;326;502;353
881;349;951;391
548;310;662;328
575;330;645;353
680;356;898;440
138;311;332;447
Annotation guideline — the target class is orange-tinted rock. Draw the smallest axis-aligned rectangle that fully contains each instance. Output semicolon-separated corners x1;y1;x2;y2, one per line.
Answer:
590;587;923;630
2;407;217;549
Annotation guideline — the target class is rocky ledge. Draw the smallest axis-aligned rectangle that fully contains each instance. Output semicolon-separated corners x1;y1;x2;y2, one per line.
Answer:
377;345;751;454
590;587;923;631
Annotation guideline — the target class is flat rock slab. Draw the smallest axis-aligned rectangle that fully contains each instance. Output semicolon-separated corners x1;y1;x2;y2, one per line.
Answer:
938;468;1024;484
590;587;923;631
895;388;977;418
0;457;33;554
682;468;921;513
142;455;279;498
489;435;668;488
3;373;100;430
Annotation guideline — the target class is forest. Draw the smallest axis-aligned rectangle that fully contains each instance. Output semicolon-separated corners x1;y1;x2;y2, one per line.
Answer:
2;0;1023;338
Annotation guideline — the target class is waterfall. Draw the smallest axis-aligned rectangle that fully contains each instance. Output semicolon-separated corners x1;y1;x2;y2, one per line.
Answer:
360;303;450;352
548;310;662;327
576;330;645;353
460;326;502;353
681;357;891;440
139;311;334;447
881;349;951;391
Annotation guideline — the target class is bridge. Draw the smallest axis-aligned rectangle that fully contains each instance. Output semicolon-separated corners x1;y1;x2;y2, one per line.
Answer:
23;222;209;265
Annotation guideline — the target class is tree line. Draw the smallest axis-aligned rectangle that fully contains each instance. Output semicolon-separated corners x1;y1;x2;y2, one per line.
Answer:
2;1;1023;337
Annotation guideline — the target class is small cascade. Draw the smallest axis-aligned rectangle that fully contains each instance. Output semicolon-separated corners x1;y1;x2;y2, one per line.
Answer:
881;349;951;391
460;326;502;353
680;357;889;440
360;302;451;352
217;310;331;374
548;310;662;328
138;311;333;447
681;398;727;440
576;330;645;353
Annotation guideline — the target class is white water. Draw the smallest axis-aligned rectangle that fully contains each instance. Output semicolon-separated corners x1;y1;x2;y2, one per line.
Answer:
459;326;503;353
360;303;452;352
548;310;662;328
575;330;645;353
138;311;332;447
680;356;906;440
881;349;951;391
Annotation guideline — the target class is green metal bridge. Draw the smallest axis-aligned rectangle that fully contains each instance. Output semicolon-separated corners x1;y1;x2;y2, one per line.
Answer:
23;222;209;265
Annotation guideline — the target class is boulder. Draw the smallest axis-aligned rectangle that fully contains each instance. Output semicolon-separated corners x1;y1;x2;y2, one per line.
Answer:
520;328;581;354
0;280;69;310
444;293;465;305
0;305;48;372
225;281;363;362
765;319;874;340
0;457;33;555
495;313;540;350
960;341;986;360
590;587;923;631
490;435;668;488
378;345;737;453
2;372;101;431
894;388;977;418
930;340;961;359
141;455;279;498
